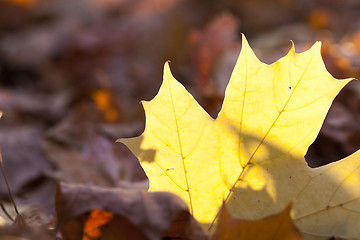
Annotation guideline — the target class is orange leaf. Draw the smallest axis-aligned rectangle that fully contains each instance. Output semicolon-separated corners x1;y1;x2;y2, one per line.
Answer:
56;182;207;240
92;89;119;122
308;8;329;29
83;210;113;240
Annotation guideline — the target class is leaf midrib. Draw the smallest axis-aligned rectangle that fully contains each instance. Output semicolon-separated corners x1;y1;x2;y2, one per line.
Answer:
167;78;194;215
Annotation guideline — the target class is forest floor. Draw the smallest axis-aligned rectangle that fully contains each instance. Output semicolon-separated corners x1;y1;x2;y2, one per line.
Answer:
0;0;360;238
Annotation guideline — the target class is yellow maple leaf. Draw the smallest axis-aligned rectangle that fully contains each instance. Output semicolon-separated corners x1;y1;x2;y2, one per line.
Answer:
118;35;360;240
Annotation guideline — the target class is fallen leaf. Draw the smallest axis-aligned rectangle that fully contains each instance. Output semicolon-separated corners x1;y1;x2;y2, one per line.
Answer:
43;100;143;186
91;89;120;122
211;204;302;240
79;209;154;240
118;35;360;239
82;209;113;240
189;13;238;91
0;89;69;124
308;8;330;29
0;125;54;199
56;182;207;240
0;205;54;240
0;225;53;240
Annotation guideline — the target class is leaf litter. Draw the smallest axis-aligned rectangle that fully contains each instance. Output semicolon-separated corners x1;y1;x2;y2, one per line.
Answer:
0;0;360;239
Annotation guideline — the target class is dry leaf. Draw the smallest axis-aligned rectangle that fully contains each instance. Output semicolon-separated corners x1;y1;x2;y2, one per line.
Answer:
56;182;207;240
211;204;302;240
189;13;237;91
44;101;139;186
82;210;114;240
0;126;54;200
118;35;360;239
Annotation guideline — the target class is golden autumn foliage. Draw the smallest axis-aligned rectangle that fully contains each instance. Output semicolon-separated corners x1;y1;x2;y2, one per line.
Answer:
118;35;360;239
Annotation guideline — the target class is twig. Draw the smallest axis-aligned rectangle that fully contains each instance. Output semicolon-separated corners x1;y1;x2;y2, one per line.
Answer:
0;201;14;221
0;147;19;216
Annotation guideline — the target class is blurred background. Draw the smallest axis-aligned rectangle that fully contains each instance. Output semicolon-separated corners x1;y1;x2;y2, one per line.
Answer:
0;0;359;223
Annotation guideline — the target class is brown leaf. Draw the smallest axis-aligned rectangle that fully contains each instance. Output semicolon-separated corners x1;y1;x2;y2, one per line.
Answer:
56;182;207;240
211;204;302;240
162;210;208;240
189;13;238;91
73;209;150;240
0;125;54;204
44;100;145;186
0;214;54;240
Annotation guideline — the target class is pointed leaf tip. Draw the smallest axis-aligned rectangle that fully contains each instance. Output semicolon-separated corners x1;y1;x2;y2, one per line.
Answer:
240;33;251;51
164;61;172;78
